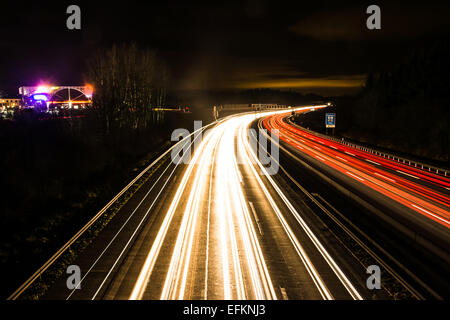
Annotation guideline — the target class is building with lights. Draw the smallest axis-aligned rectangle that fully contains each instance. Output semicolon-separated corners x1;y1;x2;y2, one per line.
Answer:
19;85;93;111
0;98;21;108
0;98;21;110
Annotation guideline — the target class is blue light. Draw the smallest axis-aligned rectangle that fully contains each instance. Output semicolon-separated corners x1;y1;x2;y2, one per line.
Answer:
32;94;49;101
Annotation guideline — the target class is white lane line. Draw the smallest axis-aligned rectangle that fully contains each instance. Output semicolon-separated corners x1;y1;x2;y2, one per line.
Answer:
314;146;322;150
346;171;365;182
345;152;356;156
244;133;333;300
256;125;363;300
330;146;338;150
336;156;348;162
396;170;420;180
76;135;198;300
129;125;217;300
373;172;396;183
314;156;326;162
446;187;450;191
216;168;232;299
366;159;380;165
411;204;450;225
249;201;264;236
233;155;274;298
315;155;326;162
204;135;219;300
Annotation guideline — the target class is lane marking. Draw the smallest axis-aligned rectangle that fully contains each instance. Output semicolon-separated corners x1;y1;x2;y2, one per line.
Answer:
315;155;326;162
249;201;264;236
336;156;348;162
396;170;420;180
247;125;364;300
366;159;380;166
345;152;356;156
262;118;443;299
204;134;220;300
12;121;218;301
346;171;365;182
373;172;396;183
310;192;426;300
75;134;202;300
129;124;219;300
411;204;450;225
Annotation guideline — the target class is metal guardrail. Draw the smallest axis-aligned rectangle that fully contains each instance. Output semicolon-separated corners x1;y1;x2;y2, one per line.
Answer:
7;121;217;300
287;117;449;177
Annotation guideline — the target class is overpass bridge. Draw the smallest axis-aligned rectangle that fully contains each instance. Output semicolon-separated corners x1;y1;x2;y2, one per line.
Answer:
216;103;290;110
212;103;293;119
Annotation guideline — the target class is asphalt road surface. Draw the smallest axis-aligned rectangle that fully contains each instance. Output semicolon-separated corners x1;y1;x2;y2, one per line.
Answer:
34;107;449;300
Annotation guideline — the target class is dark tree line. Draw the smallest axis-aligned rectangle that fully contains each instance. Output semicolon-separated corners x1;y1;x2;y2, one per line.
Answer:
353;41;450;162
292;41;449;164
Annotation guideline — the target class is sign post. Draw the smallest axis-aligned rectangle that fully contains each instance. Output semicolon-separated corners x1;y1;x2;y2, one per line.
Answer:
325;113;336;135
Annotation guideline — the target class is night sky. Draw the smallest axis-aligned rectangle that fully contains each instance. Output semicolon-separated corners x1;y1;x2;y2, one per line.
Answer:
1;1;449;96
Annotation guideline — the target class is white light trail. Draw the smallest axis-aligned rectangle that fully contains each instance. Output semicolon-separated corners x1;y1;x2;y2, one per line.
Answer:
129;106;348;300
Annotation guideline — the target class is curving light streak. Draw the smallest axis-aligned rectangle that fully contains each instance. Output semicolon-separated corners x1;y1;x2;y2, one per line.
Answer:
264;113;450;227
245;122;363;300
129;124;217;300
242;117;364;299
130;115;280;300
269;115;450;195
218;117;277;299
129;106;358;300
161;124;222;299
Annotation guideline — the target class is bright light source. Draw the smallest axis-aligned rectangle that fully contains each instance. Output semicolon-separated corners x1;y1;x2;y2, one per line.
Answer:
35;86;51;94
85;84;94;98
32;94;49;101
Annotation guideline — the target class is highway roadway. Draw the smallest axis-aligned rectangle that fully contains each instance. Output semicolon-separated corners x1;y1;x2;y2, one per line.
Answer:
24;107;449;300
259;109;450;299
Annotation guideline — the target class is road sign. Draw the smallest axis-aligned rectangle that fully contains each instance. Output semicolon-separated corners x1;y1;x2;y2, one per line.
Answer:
325;113;336;128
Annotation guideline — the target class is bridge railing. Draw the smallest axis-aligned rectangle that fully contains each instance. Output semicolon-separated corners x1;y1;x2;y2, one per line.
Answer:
286;117;449;177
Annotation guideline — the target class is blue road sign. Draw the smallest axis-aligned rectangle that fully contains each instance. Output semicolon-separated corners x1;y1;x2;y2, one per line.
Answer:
325;113;336;128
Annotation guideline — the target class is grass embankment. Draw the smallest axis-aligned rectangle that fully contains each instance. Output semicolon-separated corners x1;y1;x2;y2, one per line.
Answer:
19;141;171;300
0;109;208;299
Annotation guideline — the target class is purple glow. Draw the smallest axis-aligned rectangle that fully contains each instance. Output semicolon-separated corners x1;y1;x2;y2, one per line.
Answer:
35;86;51;94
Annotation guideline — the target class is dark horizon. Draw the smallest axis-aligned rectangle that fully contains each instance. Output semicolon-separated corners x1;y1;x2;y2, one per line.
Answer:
1;1;449;97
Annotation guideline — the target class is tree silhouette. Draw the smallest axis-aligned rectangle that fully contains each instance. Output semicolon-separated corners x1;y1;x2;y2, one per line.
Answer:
85;43;168;135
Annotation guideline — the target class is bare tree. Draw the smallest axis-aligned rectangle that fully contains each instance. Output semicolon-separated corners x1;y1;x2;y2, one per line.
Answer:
86;43;168;134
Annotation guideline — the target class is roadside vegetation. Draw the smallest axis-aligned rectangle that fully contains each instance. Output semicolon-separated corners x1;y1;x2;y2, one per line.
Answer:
0;44;199;299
